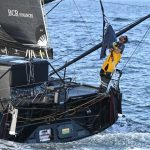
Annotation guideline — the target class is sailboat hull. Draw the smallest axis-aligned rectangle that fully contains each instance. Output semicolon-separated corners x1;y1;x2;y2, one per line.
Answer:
0;56;122;143
0;85;122;143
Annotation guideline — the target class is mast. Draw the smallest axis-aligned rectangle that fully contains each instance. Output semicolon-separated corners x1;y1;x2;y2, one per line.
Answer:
99;0;105;40
50;14;150;76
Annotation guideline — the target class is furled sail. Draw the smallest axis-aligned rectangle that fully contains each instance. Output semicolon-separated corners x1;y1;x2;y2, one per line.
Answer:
0;0;47;48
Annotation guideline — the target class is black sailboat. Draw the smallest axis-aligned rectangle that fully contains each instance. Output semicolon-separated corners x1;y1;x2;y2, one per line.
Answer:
0;0;149;143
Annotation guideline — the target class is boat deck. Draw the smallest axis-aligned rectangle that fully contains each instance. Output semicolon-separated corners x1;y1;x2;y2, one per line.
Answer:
9;84;99;108
68;84;98;98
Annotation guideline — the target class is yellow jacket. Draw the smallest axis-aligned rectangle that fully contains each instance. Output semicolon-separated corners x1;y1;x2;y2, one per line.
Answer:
101;46;122;74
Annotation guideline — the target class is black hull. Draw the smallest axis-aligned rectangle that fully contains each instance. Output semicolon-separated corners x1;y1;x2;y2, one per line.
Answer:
0;56;122;143
0;86;122;143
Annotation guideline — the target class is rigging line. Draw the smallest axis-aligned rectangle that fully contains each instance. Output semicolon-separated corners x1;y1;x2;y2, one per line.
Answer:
16;95;96;111
0;80;46;92
72;0;96;44
115;22;134;33
51;18;148;65
17;114;101;128
0;45;26;54
0;68;10;80
52;114;100;122
50;14;150;76
39;95;103;121
101;1;150;9
0;44;37;55
115;16;149;33
48;62;65;84
115;17;150;36
45;94;105;119
99;0;106;40
51;15;150;64
66;95;96;107
18;94;106;121
121;26;150;72
21;95;99;120
46;0;64;15
0;38;43;52
51;39;101;63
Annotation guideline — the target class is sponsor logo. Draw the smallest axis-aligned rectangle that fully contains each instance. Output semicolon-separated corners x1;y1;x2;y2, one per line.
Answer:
0;49;7;54
62;128;70;135
8;9;33;18
37;34;47;47
39;129;51;142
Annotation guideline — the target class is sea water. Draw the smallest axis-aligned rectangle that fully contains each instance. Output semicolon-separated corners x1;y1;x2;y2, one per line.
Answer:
1;0;150;149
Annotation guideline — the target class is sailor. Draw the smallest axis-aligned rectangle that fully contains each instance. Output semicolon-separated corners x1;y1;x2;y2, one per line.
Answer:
99;35;128;92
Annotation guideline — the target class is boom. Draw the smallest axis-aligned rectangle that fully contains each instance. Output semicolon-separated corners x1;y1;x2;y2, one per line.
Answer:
50;14;150;76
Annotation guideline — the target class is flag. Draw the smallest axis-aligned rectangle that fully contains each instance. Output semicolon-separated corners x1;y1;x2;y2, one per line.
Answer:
100;24;117;59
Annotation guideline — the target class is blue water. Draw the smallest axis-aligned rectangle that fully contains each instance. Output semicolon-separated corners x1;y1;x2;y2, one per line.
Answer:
1;0;150;149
